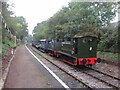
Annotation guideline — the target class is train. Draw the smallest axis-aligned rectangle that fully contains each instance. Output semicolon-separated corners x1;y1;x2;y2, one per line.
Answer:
32;36;101;66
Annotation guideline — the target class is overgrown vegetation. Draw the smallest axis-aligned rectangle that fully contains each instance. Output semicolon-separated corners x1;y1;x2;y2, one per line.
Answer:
32;2;119;57
1;2;28;57
98;23;119;53
97;51;118;60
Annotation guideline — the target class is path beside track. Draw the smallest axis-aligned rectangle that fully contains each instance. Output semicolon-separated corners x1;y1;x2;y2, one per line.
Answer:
4;44;64;88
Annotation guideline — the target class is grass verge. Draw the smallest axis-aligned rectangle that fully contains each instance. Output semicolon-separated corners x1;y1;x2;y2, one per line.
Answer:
97;51;119;60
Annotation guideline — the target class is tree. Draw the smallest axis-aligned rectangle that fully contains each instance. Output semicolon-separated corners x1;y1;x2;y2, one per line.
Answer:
33;2;117;45
1;2;28;56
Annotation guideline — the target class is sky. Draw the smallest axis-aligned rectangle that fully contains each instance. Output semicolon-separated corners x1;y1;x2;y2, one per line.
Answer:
8;0;70;35
8;0;118;35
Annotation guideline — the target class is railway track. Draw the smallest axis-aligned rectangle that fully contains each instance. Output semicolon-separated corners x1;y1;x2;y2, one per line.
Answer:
29;45;120;89
75;67;120;89
29;46;93;89
87;67;120;81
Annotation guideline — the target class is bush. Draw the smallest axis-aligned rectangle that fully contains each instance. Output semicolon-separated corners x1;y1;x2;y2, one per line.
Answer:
8;40;16;48
2;37;20;57
98;24;118;53
2;44;9;56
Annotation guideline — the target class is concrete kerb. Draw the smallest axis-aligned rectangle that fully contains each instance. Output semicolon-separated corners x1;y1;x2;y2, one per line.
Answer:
0;46;18;89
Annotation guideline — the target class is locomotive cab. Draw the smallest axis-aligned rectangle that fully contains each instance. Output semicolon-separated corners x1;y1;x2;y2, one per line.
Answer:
73;36;101;65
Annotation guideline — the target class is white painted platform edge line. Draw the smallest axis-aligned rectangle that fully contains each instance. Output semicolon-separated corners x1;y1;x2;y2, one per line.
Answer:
25;45;70;89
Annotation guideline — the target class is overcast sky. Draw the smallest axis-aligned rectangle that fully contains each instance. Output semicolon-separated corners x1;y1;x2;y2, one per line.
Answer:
8;0;118;35
8;0;70;35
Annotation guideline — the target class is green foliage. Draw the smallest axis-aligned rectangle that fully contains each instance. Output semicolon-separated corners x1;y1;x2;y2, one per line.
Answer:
1;2;28;57
2;2;28;41
32;2;118;55
33;2;117;39
2;44;9;56
97;51;118;60
98;24;118;53
2;36;18;57
118;21;120;54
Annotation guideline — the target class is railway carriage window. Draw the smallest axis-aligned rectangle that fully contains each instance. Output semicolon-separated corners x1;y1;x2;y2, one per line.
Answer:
71;39;73;44
82;38;87;43
59;39;62;42
67;38;71;41
92;38;94;42
90;38;92;42
57;39;59;42
88;38;94;43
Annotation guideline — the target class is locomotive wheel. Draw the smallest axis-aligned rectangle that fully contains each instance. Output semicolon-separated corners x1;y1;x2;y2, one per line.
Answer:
82;59;87;64
97;58;101;63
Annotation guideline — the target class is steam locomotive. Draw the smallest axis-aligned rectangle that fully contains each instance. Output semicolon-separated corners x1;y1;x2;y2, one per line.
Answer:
32;36;101;66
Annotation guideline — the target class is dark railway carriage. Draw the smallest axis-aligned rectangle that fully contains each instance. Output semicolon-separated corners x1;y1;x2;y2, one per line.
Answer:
38;39;50;52
57;36;101;66
32;41;38;48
